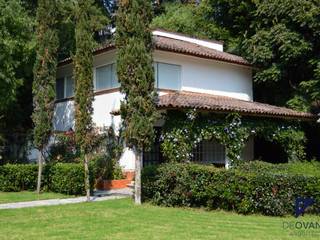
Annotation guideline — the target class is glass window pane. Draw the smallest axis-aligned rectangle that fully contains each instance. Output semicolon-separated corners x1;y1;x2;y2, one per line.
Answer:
157;63;181;90
111;64;120;88
96;65;112;90
202;140;225;164
153;62;157;88
65;76;74;98
56;78;64;99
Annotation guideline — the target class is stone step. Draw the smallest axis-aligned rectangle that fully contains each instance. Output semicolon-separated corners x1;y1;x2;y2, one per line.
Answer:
127;181;134;188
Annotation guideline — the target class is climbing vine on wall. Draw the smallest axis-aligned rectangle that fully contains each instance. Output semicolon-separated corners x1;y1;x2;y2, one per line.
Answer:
160;110;306;167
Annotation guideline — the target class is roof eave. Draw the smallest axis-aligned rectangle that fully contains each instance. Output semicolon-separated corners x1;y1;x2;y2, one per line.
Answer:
156;106;317;121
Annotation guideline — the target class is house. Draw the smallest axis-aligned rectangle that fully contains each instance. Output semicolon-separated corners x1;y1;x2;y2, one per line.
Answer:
53;29;315;176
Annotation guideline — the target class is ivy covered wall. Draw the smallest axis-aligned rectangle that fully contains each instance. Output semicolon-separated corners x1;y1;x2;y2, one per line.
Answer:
160;110;306;167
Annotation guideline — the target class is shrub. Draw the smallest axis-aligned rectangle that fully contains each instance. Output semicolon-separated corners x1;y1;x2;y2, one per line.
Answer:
238;160;320;177
142;162;320;216
48;131;80;163
48;163;93;195
90;154;124;181
0;164;38;191
0;163;93;195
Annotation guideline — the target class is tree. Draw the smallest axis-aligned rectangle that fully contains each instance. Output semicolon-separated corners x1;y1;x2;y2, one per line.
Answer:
0;0;34;144
32;0;59;193
116;0;158;204
73;0;108;201
154;0;320;112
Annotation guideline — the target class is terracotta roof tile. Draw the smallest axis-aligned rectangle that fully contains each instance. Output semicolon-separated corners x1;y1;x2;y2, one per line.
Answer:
153;36;250;66
157;91;316;120
58;35;250;67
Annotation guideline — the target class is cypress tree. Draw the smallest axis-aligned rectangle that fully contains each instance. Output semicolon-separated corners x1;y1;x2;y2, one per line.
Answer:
116;0;158;204
32;0;59;194
74;0;108;201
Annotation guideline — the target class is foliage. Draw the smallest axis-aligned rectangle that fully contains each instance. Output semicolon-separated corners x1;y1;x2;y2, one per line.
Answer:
161;110;306;166
0;0;35;162
91;154;124;180
48;131;80;163
73;0;108;198
0;164;38;192
74;0;107;154
90;127;124;180
0;0;34;115
151;2;235;50
115;0;158;151
0;163;93;195
48;163;94;195
142;162;320;216
153;0;320;111
237;160;320;178
32;0;59;151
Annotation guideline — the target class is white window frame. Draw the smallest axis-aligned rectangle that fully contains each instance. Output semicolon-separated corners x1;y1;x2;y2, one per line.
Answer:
94;62;118;91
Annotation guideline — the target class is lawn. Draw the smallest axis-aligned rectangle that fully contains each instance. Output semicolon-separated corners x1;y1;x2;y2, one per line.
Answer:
0;191;73;204
0;198;319;240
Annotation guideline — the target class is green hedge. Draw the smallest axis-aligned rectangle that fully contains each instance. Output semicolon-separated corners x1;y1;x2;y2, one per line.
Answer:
142;162;320;216
48;163;94;195
0;163;93;195
237;160;320;177
0;164;38;191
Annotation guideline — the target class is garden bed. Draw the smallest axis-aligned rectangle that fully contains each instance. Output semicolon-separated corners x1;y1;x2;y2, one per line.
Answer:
96;171;134;190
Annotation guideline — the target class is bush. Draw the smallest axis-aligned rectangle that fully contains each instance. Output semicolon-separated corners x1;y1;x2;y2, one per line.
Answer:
0;164;38;191
238;160;320;177
142;162;320;216
48;163;93;195
0;163;93;195
90;154;124;181
48;131;80;163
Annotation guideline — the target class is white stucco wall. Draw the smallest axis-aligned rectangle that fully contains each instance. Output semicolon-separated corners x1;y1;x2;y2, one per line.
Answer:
154;50;253;101
53;49;253;170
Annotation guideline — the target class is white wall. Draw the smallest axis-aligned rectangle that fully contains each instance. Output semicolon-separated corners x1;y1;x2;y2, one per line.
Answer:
54;49;253;170
154;51;253;101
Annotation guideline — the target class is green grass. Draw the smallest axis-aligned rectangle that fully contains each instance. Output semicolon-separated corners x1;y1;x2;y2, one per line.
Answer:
0;198;319;240
0;191;74;204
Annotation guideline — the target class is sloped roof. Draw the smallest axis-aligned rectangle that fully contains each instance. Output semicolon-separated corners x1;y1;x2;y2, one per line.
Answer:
153;35;249;66
58;35;250;67
157;91;316;120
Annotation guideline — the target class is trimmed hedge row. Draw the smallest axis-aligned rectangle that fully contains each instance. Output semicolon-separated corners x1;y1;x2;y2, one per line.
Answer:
0;163;92;195
237;160;320;177
142;163;320;216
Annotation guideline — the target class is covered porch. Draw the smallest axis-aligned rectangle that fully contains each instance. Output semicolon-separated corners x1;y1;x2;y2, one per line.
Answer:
143;91;316;168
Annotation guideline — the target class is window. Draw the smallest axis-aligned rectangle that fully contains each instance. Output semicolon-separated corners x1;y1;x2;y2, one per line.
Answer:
56;78;64;100
56;75;74;100
65;76;74;98
192;140;226;165
95;63;119;91
154;62;181;90
143;128;163;166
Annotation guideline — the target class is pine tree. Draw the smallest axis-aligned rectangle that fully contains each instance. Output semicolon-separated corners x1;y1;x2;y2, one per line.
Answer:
32;0;59;194
116;0;158;204
74;0;108;201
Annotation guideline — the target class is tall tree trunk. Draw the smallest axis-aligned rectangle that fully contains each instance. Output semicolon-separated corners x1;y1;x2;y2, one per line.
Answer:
84;153;90;201
134;147;142;205
36;150;43;194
